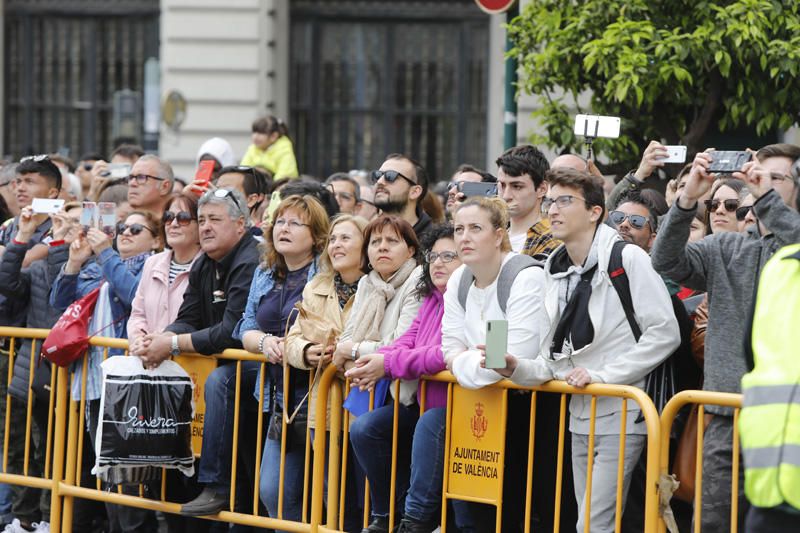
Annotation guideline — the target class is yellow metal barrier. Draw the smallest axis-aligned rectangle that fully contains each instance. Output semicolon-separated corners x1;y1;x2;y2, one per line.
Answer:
0;327;320;533
310;365;664;533
658;390;743;533
2;326;704;533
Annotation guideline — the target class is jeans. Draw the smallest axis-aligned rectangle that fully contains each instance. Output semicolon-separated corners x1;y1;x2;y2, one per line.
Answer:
572;432;645;533
349;403;419;518
698;415;747;532
198;361;261;488
260;431;306;531
404;408;476;531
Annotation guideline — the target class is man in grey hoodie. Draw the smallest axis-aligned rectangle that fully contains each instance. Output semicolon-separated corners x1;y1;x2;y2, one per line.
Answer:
651;143;800;532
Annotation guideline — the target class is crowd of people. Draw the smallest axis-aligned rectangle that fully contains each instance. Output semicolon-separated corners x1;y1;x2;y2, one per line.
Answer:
0;113;798;533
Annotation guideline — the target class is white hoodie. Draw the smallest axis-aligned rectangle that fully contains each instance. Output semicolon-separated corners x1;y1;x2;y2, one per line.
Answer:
509;224;680;434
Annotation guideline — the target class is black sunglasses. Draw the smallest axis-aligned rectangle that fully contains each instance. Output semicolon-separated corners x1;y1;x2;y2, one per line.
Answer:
609;210;649;230
735;205;753;221
370;170;417;186
704;198;740;213
163;210;196;226
116;222;156;236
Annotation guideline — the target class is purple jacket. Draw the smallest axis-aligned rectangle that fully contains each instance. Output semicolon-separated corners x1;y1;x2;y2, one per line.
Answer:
379;291;447;409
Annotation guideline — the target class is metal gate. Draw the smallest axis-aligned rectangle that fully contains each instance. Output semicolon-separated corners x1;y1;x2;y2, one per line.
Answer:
3;0;159;160
290;1;489;180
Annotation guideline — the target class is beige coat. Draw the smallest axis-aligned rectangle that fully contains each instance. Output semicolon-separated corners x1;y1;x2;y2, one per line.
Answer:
285;274;354;429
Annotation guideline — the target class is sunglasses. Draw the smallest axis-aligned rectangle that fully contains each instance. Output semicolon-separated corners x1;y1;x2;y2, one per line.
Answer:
116;222;156;236
425;251;458;264
735;205;753;221
370;170;417;186
704;198;740;213
209;188;243;212
163;210;196;226
609;210;650;230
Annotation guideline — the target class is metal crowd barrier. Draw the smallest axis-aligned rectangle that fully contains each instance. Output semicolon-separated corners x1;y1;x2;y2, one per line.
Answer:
310;365;665;533
0;326;747;533
658;390;744;533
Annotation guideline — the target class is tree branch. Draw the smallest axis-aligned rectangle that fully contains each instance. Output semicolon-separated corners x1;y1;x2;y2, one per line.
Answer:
682;70;724;153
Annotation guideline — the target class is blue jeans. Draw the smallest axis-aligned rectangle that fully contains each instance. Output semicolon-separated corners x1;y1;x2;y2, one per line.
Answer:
260;433;305;531
198;361;261;488
405;408;477;531
349;403;419;518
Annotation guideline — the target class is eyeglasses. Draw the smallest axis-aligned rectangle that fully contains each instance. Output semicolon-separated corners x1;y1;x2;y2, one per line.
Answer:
163;210;196;226
125;174;164;185
541;194;588;213
736;205;753;221
704;198;740;213
425;251;458;264
210;188;243;213
116;222;156;236
20;154;50;163
370;170;417;187
609;210;650;230
273;218;309;229
331;190;355;202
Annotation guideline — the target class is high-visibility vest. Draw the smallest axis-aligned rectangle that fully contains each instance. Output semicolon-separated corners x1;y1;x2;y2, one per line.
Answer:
739;243;800;509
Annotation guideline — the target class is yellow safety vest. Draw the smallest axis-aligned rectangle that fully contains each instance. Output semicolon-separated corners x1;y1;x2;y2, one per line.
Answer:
740;243;800;509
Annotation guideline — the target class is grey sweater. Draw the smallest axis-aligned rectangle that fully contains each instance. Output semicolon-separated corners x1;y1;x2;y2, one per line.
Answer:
651;189;800;414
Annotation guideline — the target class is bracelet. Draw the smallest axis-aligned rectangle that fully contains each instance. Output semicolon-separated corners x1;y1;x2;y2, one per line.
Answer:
258;333;272;354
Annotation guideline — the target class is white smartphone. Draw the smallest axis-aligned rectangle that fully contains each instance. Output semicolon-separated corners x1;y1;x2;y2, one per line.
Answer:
658;145;687;164
573;114;621;139
31;198;65;214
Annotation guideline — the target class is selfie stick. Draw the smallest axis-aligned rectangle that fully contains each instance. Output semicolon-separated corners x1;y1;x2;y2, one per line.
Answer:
582;118;600;162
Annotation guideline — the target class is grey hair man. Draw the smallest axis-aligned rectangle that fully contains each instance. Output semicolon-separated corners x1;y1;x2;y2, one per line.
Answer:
126;154;175;215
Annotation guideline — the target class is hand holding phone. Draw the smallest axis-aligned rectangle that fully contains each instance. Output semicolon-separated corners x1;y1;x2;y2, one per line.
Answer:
189;160;217;197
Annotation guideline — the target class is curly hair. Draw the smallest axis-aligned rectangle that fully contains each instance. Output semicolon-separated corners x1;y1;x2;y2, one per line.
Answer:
415;223;455;299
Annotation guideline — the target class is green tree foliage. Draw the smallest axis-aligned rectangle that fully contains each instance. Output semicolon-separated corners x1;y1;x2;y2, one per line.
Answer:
509;0;800;171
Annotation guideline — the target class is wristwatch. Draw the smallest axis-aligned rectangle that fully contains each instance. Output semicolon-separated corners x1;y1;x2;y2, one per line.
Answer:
170;335;180;357
350;342;360;361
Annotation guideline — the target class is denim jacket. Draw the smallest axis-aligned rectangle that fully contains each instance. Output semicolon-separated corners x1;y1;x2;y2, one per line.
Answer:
50;248;152;400
233;257;319;410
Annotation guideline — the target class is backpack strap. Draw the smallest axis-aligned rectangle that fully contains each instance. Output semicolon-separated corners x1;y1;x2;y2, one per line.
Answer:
457;254;544;314
607;240;642;341
457;267;475;311
497;254;543;314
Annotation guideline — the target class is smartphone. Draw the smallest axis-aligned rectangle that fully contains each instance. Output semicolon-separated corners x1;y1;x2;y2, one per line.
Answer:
484;320;508;369
573;114;621;139
31;198;65;214
98;202;117;237
106;163;131;179
708;151;752;174
80;201;98;233
459;181;497;198
195;160;216;187
658;145;687;164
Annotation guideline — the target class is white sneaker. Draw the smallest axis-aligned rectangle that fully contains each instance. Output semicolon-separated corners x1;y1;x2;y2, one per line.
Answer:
32;523;48;533
3;519;30;533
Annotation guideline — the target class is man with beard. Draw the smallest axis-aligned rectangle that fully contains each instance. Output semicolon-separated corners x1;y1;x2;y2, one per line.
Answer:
369;153;432;241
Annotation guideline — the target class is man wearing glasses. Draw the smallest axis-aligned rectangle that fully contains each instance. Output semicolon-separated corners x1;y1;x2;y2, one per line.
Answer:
324;172;361;215
371;153;433;241
136;188;260;516
652;143;800;532
125;154;174;216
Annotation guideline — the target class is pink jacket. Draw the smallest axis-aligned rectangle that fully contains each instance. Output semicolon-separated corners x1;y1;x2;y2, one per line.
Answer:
127;249;201;344
379;290;447;409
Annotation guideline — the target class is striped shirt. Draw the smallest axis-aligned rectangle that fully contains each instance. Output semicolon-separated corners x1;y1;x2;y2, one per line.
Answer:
169;259;193;285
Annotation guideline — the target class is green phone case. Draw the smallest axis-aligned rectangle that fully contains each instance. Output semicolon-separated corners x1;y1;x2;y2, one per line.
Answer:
485;320;508;369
